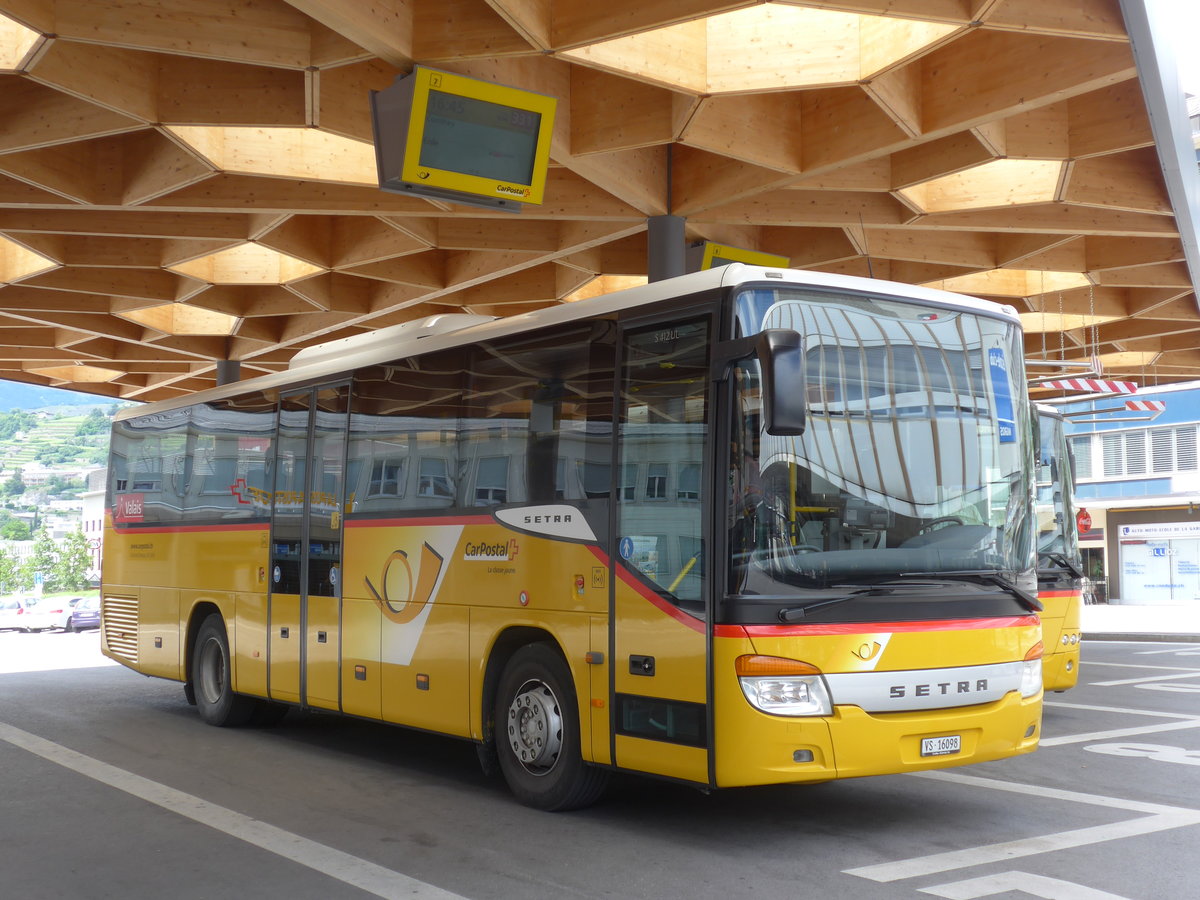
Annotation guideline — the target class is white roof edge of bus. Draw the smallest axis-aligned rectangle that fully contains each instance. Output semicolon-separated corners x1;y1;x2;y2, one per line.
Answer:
285;313;499;371
1035;403;1066;420
113;264;1019;422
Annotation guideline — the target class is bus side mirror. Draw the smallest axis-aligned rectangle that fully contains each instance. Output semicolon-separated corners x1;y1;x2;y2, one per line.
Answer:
757;329;806;435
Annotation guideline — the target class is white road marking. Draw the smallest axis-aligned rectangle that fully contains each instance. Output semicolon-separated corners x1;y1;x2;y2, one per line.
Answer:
1135;646;1200;655
1135;682;1200;694
1090;671;1200;686
1083;662;1200;673
0;721;467;900
844;770;1200;883
846;813;1200;883
1045;700;1199;719
1039;718;1200;747
909;770;1193;815
920;870;1134;899
1085;742;1200;766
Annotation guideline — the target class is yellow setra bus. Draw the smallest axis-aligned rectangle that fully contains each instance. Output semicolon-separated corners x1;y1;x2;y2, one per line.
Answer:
101;265;1044;809
1034;404;1083;691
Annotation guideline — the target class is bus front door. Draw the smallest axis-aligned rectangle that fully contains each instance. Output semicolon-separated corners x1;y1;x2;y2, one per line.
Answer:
612;316;713;785
268;384;349;711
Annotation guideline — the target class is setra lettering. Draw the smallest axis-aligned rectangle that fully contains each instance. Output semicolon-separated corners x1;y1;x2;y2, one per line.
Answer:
889;678;989;699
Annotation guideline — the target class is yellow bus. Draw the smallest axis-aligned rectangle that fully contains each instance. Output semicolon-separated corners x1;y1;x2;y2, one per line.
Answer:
101;264;1043;810
1034;405;1083;691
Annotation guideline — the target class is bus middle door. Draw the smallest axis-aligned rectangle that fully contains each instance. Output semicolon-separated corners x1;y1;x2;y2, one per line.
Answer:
268;384;349;711
612;315;713;785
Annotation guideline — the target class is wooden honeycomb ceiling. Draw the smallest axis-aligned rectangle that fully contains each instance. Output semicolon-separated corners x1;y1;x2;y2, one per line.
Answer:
0;0;1197;403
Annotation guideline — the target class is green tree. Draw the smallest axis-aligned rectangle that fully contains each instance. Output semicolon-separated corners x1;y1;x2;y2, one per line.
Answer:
53;528;93;591
2;469;25;497
36;441;84;464
0;517;30;540
20;527;60;592
0;547;19;594
0;410;35;440
75;408;108;436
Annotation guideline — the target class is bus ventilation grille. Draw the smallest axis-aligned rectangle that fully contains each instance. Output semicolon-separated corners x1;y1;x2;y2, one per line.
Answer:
102;596;139;666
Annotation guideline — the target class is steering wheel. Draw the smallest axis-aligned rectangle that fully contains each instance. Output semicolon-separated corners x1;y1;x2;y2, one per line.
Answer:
918;516;964;534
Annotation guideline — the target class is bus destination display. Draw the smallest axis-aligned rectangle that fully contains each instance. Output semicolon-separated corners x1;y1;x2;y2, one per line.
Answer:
370;66;556;211
420;90;540;186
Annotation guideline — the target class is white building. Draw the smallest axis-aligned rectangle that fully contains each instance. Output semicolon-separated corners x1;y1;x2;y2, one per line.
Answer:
1062;381;1200;606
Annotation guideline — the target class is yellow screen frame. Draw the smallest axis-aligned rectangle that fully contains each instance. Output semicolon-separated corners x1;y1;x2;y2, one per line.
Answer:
400;67;557;206
700;242;790;270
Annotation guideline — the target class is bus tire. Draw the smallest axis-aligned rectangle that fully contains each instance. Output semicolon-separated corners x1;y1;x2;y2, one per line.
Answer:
192;613;256;727
495;643;608;811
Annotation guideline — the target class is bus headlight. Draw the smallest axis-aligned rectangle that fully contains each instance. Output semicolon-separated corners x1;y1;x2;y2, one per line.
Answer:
1020;641;1044;698
736;655;832;716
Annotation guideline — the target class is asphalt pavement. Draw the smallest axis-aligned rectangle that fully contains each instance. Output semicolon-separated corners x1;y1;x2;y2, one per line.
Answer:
2;627;1199;899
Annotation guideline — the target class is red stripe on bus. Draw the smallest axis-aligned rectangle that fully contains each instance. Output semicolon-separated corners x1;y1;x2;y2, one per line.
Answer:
589;545;706;634
1038;590;1082;599
714;615;1039;639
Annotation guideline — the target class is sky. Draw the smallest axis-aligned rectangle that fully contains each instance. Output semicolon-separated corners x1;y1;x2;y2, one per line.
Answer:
1165;0;1200;97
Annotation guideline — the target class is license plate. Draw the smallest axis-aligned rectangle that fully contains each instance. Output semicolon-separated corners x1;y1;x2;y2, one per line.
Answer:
921;735;961;757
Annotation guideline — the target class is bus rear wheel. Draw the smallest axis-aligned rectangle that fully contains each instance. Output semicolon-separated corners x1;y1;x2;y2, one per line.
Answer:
495;643;608;811
192;613;256;727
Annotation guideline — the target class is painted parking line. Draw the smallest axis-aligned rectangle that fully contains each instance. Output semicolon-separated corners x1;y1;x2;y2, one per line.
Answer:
0;721;466;900
1090;671;1200;687
1039;718;1200;747
1135;646;1200;656
1045;701;1200;719
1083;662;1200;672
920;870;1134;899
843;771;1200;884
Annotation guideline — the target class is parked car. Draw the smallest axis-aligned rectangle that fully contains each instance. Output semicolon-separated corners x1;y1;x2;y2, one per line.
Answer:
0;597;61;632
53;597;85;631
23;598;67;631
62;597;100;632
0;597;28;630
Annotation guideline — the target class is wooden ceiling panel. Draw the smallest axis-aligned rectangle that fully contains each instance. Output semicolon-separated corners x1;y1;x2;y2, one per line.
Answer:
0;0;1195;399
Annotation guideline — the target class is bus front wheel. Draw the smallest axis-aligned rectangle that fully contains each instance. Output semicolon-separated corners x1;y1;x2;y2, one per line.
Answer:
494;643;608;811
192;613;256;727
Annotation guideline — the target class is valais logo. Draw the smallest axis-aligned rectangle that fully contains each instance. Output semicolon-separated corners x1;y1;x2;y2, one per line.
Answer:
115;493;145;523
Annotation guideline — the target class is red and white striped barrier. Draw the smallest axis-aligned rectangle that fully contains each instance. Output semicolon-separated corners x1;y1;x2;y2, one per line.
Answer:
1036;378;1138;394
1125;399;1166;412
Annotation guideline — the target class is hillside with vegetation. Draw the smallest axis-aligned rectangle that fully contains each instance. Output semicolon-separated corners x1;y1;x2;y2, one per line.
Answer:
0;406;120;542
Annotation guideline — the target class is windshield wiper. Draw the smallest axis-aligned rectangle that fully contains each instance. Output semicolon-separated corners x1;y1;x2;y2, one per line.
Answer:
897;569;1043;612
777;584;923;622
1039;552;1084;579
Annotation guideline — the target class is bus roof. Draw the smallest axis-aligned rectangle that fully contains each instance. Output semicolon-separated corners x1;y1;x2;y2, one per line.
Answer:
113;264;1020;422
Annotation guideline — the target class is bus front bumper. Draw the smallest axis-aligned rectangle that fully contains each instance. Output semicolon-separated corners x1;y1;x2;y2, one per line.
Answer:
715;691;1041;787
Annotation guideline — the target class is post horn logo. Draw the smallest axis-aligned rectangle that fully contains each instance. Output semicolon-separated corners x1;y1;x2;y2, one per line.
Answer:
851;641;883;661
364;543;445;624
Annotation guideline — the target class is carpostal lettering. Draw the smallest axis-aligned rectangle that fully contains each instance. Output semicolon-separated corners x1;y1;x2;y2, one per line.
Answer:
464;539;518;561
495;184;531;198
890;679;989;699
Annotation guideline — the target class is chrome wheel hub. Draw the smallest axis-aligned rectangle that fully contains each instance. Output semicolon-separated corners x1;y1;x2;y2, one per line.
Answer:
506;679;563;776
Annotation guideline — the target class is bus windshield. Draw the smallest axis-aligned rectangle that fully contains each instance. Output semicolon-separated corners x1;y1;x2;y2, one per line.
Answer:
1036;408;1082;575
728;286;1034;608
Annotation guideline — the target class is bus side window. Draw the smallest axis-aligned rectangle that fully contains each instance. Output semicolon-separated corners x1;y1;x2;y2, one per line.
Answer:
461;324;614;509
349;357;463;516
